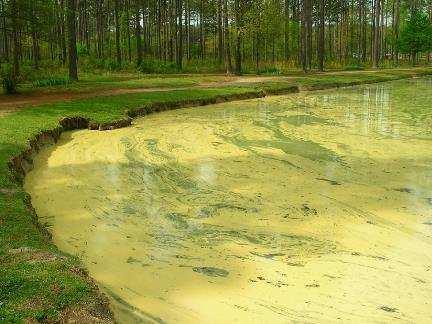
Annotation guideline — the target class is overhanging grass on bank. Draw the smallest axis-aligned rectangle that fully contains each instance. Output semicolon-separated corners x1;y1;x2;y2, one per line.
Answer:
1;67;432;322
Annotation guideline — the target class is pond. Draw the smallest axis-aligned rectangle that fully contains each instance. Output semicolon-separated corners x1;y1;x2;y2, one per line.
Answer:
25;78;432;323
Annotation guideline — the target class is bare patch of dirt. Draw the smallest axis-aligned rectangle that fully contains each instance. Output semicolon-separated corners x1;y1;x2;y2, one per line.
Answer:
0;92;81;111
19;297;50;312
55;297;114;324
56;307;114;324
8;247;63;264
0;188;19;195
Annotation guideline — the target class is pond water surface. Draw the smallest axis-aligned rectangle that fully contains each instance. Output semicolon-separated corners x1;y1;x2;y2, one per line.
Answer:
25;78;432;323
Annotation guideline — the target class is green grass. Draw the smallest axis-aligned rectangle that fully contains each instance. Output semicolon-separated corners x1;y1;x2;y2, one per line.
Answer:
249;67;432;91
1;67;432;322
6;72;229;96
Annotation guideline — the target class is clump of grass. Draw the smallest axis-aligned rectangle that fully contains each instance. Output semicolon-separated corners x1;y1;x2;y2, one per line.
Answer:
344;63;365;71
32;76;70;88
258;66;282;75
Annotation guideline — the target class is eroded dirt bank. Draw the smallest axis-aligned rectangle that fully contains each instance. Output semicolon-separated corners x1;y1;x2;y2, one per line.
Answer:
25;78;432;323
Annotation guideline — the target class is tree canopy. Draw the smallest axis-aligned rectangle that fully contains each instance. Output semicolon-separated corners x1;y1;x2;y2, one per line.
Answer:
398;10;432;64
1;0;432;84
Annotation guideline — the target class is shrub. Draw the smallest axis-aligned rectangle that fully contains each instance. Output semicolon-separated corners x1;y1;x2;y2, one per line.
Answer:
77;43;90;56
257;66;282;75
32;76;70;87
104;59;122;71
344;63;365;71
0;63;18;94
82;57;106;71
138;59;179;74
81;57;126;72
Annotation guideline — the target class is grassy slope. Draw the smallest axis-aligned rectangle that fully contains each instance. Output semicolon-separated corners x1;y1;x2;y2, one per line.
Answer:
4;67;431;98
0;67;431;322
7;73;231;97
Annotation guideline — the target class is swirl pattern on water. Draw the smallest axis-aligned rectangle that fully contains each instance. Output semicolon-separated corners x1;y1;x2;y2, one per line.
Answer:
25;78;432;323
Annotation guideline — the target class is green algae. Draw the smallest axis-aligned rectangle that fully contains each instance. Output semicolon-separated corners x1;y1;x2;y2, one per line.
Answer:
24;78;432;323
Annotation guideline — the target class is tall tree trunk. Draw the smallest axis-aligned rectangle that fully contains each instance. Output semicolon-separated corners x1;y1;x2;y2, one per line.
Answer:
114;0;122;65
10;0;19;79
255;34;260;71
200;0;205;60
127;0;132;62
67;0;78;81
235;30;241;74
31;31;40;69
175;0;183;69
157;0;162;59
317;0;325;71
96;0;104;58
361;0;367;61
1;0;9;61
168;0;174;62
30;1;40;69
372;0;381;68
394;0;400;64
223;0;232;73
217;0;223;64
135;1;143;66
234;0;242;74
186;0;191;60
83;0;90;52
284;0;290;61
301;0;312;72
59;0;67;65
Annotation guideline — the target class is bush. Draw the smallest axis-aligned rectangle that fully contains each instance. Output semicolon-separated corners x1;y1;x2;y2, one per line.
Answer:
0;64;18;94
77;43;90;56
32;76;70;88
257;66;282;75
138;59;179;74
81;57;126;72
81;57;106;71
104;59;122;71
344;63;365;71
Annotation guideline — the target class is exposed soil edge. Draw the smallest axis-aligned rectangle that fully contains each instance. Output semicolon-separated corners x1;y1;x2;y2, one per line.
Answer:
6;73;430;322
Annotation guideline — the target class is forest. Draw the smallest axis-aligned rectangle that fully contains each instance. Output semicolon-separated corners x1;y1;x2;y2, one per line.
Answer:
1;0;432;90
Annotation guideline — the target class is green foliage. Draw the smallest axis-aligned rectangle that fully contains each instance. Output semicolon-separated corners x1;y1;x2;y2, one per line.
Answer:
257;66;282;75
344;63;365;71
103;59;122;71
32;76;70;88
81;57;125;72
138;59;179;74
398;12;432;61
77;43;90;56
0;64;18;95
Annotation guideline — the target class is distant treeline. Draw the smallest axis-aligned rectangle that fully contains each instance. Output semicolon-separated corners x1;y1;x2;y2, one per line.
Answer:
1;0;432;79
